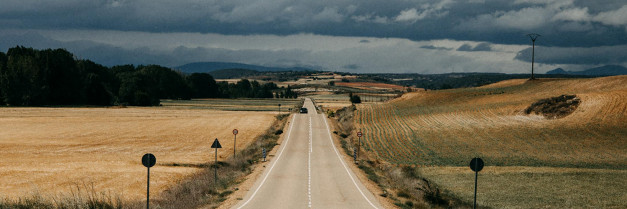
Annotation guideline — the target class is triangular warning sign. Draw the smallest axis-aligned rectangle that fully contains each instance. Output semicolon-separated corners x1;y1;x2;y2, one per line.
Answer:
211;138;222;148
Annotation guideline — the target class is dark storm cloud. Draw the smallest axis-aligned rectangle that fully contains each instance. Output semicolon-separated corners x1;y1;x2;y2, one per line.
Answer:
1;0;626;47
514;45;627;65
420;45;453;50
457;43;492;51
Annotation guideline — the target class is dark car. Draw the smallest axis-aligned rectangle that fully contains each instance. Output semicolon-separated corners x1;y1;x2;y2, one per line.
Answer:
300;108;308;114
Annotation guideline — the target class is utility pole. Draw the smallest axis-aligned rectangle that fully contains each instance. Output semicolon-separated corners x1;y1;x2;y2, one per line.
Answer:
527;33;541;80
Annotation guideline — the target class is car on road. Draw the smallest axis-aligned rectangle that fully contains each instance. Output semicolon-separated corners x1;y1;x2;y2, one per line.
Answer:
300;108;308;114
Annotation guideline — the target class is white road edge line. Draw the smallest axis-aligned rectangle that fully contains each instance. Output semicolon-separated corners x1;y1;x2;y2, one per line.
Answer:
237;114;297;209
322;114;379;209
308;116;312;208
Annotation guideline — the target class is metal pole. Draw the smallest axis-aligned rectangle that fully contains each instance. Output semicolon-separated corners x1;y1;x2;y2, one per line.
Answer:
147;167;150;209
473;161;478;209
527;33;540;80
214;148;218;184
357;136;361;159
234;135;236;157
531;40;535;80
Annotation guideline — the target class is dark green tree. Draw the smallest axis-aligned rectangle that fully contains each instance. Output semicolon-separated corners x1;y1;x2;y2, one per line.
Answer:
186;73;219;98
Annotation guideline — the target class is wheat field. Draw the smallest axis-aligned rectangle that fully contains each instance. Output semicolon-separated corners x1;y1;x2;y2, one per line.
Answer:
355;76;627;208
0;107;276;202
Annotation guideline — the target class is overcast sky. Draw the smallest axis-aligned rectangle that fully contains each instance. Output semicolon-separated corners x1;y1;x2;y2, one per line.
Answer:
1;0;626;73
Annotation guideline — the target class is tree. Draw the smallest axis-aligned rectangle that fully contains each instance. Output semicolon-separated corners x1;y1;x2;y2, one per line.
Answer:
116;71;159;106
139;65;190;100
349;93;361;104
186;73;219;98
77;60;115;105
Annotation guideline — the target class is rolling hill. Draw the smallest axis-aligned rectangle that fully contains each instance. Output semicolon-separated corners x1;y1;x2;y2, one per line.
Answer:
353;76;627;208
546;65;627;76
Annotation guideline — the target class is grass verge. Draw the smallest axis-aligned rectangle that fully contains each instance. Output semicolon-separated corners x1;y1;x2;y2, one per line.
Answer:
151;113;291;209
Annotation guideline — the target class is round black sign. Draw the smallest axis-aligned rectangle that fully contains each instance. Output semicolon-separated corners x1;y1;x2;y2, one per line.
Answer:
469;157;484;172
142;153;156;168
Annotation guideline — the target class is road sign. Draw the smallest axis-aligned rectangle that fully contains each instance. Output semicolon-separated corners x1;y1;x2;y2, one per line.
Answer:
470;157;484;172
142;153;156;209
142;153;156;168
357;131;362;137
233;129;238;135
211;138;222;148
470;157;485;209
212;138;221;184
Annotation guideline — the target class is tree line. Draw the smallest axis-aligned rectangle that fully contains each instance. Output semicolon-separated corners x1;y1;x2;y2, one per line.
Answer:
0;46;296;106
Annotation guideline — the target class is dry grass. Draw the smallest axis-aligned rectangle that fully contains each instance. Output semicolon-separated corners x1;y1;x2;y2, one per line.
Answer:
419;166;627;208
0;107;276;203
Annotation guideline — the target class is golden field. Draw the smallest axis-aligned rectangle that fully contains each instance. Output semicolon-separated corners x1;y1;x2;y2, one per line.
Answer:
0;107;277;201
355;76;627;208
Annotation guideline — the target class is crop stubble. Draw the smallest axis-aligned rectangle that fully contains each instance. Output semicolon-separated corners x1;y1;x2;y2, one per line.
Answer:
0;107;276;202
355;76;627;208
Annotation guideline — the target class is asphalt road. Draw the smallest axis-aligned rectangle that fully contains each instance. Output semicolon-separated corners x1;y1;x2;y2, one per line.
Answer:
233;98;382;209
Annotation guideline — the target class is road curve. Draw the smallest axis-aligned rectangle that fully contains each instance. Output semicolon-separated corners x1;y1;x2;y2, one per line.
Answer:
232;98;382;209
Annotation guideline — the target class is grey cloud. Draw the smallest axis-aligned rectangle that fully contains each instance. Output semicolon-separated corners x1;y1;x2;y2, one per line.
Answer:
1;0;625;47
457;43;492;51
420;45;452;50
514;45;627;65
342;64;360;70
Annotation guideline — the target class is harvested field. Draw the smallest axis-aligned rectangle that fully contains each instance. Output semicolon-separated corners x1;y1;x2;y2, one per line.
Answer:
355;76;627;208
335;82;406;91
356;76;627;167
0;107;277;202
161;98;301;112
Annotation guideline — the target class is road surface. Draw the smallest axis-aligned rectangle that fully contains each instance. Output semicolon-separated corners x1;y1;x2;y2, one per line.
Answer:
233;98;382;209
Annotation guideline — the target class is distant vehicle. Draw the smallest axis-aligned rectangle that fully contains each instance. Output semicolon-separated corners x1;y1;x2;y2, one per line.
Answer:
300;108;308;114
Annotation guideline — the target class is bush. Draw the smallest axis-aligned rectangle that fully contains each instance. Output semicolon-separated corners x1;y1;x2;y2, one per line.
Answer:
274;130;283;135
349;93;361;104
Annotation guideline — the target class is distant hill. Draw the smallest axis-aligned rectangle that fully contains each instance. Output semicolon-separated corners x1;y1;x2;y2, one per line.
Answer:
174;62;313;73
546;65;627;76
208;68;262;79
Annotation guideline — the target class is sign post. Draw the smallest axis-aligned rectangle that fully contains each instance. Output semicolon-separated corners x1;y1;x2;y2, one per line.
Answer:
142;153;156;209
356;131;362;160
353;149;357;164
232;129;238;157
262;147;267;162
469;157;484;209
211;138;222;184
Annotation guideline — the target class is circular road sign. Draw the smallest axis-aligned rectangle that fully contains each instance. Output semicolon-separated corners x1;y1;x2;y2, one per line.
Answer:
142;153;156;168
469;157;484;172
357;132;363;137
233;129;238;135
